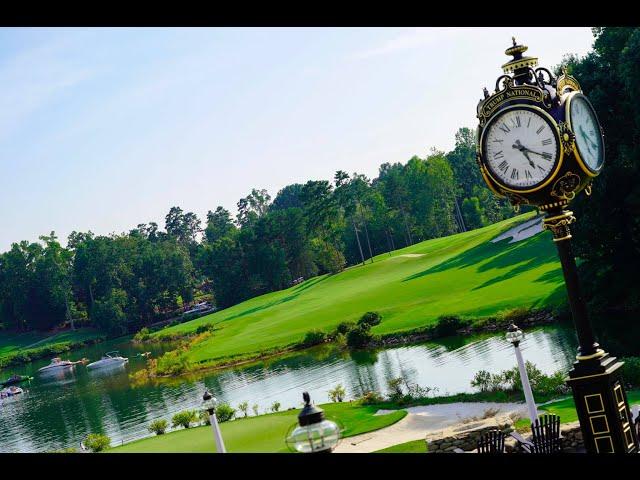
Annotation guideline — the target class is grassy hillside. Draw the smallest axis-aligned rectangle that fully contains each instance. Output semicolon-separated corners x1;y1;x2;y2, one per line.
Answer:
109;402;406;453
156;212;566;366
0;328;103;358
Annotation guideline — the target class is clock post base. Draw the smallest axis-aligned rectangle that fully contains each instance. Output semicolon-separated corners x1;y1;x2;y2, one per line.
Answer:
567;352;638;453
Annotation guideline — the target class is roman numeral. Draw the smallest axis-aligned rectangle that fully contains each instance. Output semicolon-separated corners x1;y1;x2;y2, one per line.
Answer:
527;117;531;128
498;160;508;173
493;139;504;143
511;169;519;180
537;165;545;172
542;152;552;160
536;125;544;135
525;170;532;179
493;151;504;160
542;138;552;146
499;123;510;133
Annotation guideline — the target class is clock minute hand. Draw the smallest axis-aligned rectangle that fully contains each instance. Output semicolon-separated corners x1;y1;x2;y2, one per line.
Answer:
579;125;598;150
512;141;536;168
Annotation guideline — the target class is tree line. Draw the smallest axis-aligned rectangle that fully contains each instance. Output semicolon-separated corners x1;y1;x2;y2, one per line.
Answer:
0;127;516;335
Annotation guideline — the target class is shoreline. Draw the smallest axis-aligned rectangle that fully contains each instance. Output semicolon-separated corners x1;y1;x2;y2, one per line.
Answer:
138;308;562;382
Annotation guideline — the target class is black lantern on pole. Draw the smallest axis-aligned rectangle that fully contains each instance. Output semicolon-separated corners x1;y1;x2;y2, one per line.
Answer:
475;38;638;453
285;392;341;453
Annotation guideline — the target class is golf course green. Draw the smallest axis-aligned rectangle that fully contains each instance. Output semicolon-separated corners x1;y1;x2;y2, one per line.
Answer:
154;212;565;368
108;402;406;453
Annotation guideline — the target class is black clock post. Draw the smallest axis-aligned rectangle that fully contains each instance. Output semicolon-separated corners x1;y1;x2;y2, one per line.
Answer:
543;208;637;453
475;39;638;453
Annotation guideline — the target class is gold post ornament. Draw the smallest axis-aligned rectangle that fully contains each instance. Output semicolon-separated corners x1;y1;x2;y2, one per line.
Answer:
542;210;576;242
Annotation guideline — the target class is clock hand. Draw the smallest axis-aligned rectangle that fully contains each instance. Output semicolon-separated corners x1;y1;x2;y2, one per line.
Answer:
512;141;537;168
579;126;599;150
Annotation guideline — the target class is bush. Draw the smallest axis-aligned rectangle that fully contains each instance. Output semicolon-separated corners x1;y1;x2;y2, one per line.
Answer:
195;323;216;335
252;404;259;416
495;306;531;324
301;329;327;347
387;377;405;399
148;419;168;435
358;312;381;328
199;410;211;426
270;401;281;413
346;325;374;348
133;327;151;343
215;403;236;423
156;349;192;376
336;321;356;335
357;391;384;405
238;401;249;418
434;315;469;337
470;370;493;392
328;384;346;402
84;433;111;452
470;362;568;397
621;357;640;388
172;410;198;429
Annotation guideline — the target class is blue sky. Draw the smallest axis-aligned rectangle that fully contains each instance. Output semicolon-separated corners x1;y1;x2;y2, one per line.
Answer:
0;27;595;250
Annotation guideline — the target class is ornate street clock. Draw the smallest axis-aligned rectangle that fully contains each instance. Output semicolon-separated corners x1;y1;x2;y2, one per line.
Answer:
476;39;637;453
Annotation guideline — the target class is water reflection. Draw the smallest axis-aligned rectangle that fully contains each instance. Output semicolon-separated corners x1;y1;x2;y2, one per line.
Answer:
0;324;578;452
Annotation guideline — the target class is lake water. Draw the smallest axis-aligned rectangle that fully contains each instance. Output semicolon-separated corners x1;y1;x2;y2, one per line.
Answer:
0;324;578;452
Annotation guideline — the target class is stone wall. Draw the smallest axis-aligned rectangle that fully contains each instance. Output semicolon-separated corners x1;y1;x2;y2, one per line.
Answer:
426;418;584;453
426;418;514;453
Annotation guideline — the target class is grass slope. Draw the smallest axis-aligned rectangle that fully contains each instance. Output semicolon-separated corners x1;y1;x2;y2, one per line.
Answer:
376;439;427;453
156;212;565;366
109;403;406;453
0;328;102;358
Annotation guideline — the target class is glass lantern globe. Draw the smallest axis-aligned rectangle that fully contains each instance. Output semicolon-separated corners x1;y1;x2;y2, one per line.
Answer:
202;390;218;414
286;419;341;453
505;324;524;345
285;392;341;453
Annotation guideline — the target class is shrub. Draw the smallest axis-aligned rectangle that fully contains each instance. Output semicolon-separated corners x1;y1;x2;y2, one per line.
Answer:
328;384;346;402
495;306;531;324
215;403;236;423
470;370;494;392
156;350;192;376
358;312;382;328
148;419;168;435
387;377;405;399
84;433;111;452
270;401;281;413
199;410;211;426
252;404;259;416
621;357;640;388
133;327;151;343
172;410;198;429
434;315;468;337
346;325;374;348
357;391;384;405
336;321;356;335
238;401;249;418
195;323;215;335
301;330;327;347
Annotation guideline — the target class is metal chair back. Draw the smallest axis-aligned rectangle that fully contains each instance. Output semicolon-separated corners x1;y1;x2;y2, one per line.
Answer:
476;429;505;453
530;414;562;453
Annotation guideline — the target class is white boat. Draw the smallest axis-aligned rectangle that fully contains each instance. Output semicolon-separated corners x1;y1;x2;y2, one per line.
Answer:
86;351;129;370
0;386;23;398
38;357;75;373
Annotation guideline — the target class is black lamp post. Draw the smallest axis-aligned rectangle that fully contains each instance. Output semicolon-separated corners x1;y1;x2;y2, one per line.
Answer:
285;392;341;453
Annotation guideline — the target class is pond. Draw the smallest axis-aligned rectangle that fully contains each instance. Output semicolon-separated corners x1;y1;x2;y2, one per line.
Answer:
0;323;578;452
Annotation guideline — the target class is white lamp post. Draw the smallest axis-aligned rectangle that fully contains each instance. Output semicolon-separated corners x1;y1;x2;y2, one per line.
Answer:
202;390;226;453
506;324;538;425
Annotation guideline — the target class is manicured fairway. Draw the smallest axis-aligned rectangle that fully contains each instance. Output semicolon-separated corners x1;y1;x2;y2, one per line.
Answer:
0;328;102;357
108;403;406;453
156;212;565;366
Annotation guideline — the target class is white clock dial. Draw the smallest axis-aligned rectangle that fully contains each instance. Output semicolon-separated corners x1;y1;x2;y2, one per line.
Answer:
569;94;604;172
483;108;559;189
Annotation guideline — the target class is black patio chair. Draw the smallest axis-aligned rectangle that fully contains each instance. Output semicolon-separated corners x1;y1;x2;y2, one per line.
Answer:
476;429;505;453
510;414;563;453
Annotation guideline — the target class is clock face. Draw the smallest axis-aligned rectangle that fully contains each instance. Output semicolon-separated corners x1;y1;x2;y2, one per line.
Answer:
569;94;604;173
482;107;560;190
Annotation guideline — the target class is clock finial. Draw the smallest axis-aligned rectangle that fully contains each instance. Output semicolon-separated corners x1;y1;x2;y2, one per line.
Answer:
512;36;517;47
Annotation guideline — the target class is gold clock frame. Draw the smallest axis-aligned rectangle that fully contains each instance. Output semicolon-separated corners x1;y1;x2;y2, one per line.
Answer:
564;91;605;178
479;104;565;194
